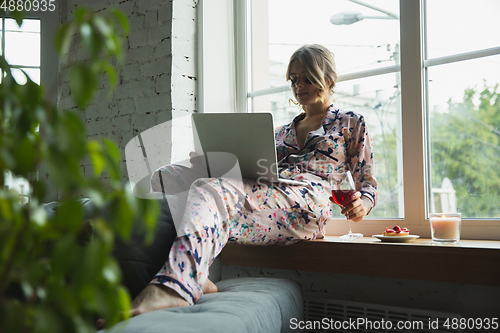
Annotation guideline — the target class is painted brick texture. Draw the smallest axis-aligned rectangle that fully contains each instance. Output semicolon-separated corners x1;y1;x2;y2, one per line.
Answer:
58;0;198;184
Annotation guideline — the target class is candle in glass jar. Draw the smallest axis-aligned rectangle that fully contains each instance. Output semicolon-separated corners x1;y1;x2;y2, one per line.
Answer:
429;213;461;242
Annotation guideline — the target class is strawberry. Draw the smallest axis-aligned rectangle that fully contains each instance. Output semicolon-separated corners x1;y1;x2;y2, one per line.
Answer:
401;228;409;232
393;225;401;233
385;228;395;233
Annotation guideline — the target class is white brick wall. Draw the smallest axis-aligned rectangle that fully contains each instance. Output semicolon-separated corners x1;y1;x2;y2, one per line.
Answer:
58;0;198;184
170;0;198;163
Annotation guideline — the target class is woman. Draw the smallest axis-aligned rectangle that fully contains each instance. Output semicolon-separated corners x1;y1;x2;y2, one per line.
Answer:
131;44;377;315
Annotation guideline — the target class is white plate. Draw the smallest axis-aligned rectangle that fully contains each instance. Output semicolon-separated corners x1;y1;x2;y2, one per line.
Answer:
372;234;420;243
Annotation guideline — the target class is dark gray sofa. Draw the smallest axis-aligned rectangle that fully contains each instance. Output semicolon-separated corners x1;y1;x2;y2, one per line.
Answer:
43;198;304;333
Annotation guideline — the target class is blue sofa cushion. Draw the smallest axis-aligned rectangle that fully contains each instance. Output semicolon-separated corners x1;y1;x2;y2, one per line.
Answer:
101;277;304;333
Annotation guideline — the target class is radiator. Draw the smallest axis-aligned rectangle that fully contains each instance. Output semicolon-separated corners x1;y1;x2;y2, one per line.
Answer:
302;295;462;333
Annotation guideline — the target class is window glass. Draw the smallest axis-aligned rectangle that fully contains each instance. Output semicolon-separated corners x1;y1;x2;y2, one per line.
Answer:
5;18;41;67
251;92;294;127
5;18;40;32
335;73;402;219
425;0;500;59
427;55;500;218
249;0;402;218
11;68;40;85
250;0;400;94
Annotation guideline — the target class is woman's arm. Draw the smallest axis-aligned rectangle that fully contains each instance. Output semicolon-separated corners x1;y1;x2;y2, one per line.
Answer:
345;112;378;211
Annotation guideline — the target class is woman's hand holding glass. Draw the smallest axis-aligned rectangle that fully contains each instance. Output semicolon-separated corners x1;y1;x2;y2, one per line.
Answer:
337;191;368;222
330;170;367;241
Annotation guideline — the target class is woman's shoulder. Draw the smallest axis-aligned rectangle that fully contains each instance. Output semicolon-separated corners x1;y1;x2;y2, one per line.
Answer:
274;122;290;141
275;123;288;134
326;106;366;125
335;107;364;119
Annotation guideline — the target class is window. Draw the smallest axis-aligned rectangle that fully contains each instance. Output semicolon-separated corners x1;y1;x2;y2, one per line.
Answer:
200;0;500;239
424;0;500;219
1;17;41;84
2;10;58;201
1;17;41;202
248;0;402;221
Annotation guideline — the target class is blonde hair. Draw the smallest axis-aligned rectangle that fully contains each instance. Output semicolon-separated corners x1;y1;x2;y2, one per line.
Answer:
286;44;338;105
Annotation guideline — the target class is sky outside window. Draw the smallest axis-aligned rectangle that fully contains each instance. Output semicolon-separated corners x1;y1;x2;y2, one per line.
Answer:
2;18;41;84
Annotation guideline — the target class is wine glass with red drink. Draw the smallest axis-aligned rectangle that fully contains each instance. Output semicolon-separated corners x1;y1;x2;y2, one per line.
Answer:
330;170;363;241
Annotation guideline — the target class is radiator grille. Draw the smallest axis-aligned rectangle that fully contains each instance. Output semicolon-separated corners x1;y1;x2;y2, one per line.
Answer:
303;296;462;333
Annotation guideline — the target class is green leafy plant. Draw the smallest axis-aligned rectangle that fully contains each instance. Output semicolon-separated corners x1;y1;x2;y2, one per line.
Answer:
0;7;158;333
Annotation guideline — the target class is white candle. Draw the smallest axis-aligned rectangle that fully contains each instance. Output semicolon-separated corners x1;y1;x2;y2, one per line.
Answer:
429;214;461;242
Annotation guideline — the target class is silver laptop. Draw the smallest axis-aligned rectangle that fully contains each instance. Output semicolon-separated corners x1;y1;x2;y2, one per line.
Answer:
192;113;306;186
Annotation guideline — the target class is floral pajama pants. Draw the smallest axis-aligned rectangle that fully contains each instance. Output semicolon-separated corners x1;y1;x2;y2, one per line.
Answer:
149;165;332;305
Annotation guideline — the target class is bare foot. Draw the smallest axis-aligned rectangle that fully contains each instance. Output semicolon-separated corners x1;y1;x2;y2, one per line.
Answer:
95;282;217;330
130;284;189;317
202;278;218;294
95;284;189;330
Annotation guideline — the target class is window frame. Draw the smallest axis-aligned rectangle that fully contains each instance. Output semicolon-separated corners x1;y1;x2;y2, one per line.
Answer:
200;0;500;240
1;10;59;102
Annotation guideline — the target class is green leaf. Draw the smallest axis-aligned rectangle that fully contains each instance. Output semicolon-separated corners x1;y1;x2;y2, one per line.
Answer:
31;204;48;227
54;22;76;58
87;141;105;176
0;6;151;332
47;149;84;191
111;196;133;240
85;189;105;208
79;22;93;49
101;257;120;284
12;10;24;27
31;179;47;202
13;137;37;175
111;9;130;36
51;235;80;277
141;198;160;245
21;75;44;110
116;285;131;318
74;7;87;24
93;217;113;246
86;23;105;59
0;146;16;171
54;200;84;232
56;111;86;155
103;139;121;164
0;196;14;221
100;61;117;89
109;34;123;62
69;64;98;109
93;16;112;38
102;139;122;180
34;306;64;333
